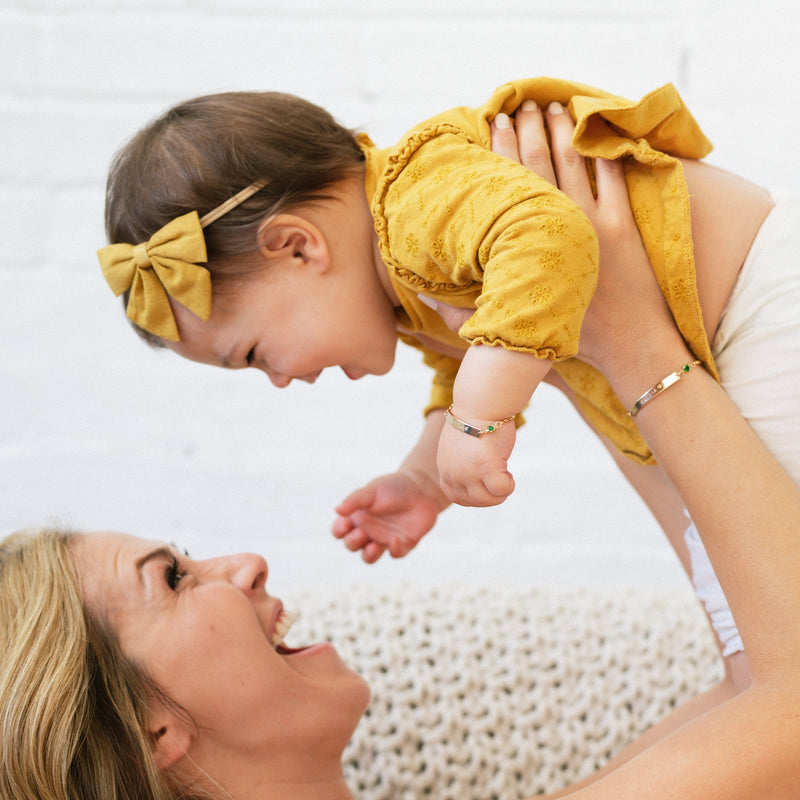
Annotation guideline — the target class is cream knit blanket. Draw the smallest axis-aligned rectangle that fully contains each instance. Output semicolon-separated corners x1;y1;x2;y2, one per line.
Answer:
286;583;721;799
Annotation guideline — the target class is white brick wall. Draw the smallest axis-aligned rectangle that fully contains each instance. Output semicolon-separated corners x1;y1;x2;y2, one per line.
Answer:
2;0;798;593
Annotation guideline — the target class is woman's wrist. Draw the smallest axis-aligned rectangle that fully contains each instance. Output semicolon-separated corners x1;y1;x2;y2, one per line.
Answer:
625;361;703;418
595;327;696;411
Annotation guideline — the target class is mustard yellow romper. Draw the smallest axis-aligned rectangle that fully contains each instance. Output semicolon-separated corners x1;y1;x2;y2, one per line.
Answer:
358;77;714;464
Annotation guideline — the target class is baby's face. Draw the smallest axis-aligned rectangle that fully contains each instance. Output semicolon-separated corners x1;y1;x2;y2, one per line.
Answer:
164;255;400;387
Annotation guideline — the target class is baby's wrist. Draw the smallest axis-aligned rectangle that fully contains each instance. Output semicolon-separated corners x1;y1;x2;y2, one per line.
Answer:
444;404;517;439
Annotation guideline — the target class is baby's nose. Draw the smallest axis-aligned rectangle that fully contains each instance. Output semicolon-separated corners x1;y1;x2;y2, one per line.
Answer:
266;371;292;388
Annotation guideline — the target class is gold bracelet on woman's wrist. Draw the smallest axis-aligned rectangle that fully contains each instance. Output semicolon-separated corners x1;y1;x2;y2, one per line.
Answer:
627;361;702;418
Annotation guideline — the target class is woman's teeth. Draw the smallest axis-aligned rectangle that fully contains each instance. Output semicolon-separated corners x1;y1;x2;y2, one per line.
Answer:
274;609;297;647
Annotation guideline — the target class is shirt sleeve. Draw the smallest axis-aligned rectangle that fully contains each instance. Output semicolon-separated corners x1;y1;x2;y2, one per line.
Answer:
374;125;600;362
396;331;461;414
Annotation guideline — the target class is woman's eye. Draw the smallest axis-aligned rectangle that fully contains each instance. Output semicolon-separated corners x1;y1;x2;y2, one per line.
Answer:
165;556;186;590
245;348;255;366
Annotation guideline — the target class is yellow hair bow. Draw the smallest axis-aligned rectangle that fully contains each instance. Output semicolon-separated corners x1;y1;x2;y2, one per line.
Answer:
97;212;210;342
97;178;268;341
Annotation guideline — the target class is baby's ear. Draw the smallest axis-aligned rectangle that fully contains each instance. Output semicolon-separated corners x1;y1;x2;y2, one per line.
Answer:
257;213;330;272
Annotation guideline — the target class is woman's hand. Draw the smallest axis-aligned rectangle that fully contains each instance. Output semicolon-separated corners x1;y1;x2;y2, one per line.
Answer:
494;102;681;381
491;102;557;185
492;99;800;800
434;102;679;383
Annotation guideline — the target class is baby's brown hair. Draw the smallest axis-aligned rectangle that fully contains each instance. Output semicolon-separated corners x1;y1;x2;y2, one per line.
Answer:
103;91;365;344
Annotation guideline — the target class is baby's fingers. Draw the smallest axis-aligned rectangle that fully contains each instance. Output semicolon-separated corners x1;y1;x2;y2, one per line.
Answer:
341;528;370;552
362;541;387;564
441;477;510;508
388;536;414;559
331;515;354;539
334;484;377;517
483;469;515;499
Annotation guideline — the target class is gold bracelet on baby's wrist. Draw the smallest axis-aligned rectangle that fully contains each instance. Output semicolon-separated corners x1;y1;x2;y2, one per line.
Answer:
444;405;516;438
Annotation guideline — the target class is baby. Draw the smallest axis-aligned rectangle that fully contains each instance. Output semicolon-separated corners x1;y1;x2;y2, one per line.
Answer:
98;77;733;557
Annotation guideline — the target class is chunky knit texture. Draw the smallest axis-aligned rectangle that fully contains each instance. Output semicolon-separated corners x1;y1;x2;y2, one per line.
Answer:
286;583;721;799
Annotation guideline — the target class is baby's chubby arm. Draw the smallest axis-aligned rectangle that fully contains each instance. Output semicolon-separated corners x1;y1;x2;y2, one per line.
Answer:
332;342;551;558
333;409;452;562
438;343;552;506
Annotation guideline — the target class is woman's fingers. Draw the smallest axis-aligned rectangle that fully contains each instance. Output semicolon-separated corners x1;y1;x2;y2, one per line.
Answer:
493;99;625;226
544;102;595;212
594;157;633;227
492;102;556;184
490;113;521;163
513;101;557;185
417;295;473;334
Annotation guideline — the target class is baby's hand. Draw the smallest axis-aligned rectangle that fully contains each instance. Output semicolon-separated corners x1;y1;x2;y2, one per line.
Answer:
332;472;441;563
437;412;516;506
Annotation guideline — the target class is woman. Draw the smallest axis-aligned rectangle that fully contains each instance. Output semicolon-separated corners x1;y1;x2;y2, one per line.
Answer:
339;95;794;710
0;528;369;800
496;105;800;796
3;117;800;799
418;105;800;796
532;106;800;799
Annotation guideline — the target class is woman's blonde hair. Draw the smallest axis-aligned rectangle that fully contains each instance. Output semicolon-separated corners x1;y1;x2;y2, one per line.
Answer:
0;528;207;800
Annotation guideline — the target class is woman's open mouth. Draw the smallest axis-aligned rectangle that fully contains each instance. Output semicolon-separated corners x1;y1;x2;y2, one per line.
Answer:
273;607;296;648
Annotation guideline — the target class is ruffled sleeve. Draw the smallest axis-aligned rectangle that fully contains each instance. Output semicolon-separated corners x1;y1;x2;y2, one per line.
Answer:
373;124;599;361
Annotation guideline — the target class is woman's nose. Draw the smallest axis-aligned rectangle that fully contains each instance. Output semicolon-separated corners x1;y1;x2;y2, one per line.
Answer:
216;552;268;594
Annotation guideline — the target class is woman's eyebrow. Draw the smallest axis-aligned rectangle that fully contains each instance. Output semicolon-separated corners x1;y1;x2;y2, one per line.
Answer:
134;546;175;584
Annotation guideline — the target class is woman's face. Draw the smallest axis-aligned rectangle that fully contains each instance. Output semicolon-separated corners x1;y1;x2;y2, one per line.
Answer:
73;532;369;768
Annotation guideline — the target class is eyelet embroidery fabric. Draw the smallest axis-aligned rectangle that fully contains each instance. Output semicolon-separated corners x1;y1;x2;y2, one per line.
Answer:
361;78;717;465
286;582;720;800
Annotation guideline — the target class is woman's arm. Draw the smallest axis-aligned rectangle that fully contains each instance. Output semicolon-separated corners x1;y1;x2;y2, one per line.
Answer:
568;272;800;800
523;102;800;800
